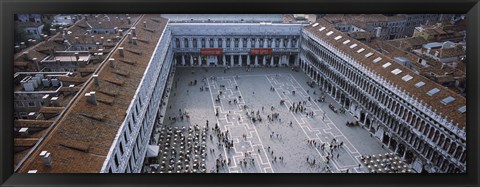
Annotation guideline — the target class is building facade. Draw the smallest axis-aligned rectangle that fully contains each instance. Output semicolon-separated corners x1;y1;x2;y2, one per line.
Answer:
299;21;466;173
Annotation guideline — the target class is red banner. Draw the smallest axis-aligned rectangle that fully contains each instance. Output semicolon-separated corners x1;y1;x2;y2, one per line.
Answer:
200;48;223;56
250;48;273;55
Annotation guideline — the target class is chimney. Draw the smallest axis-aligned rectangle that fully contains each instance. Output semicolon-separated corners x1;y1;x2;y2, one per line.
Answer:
85;91;98;105
32;58;40;71
100;37;104;43
127;33;132;43
132;37;137;45
23;52;29;60
127;17;131;25
118;47;124;57
109;58;116;68
143;21;147;28
28;112;37;120
114;27;118;34
93;74;99;85
118;29;123;36
91;35;95;43
78;59;86;67
19;128;29;136
131;27;136;37
42;94;50;106
39;151;52;167
75;37;80;44
75;52;80;61
50;97;59;107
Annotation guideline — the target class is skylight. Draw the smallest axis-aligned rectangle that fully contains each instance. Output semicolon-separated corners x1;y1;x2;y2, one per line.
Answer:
350;44;358;48
357;48;365;53
343;40;351;44
319;27;326;31
373;57;382;63
382;62;391;68
401;75;413;82
441;96;455;105
312;23;319;27
391;68;402;75
415;81;425;88
426;88;440;96
334;36;342;40
326;31;334;36
365;52;373;58
458;105;466;113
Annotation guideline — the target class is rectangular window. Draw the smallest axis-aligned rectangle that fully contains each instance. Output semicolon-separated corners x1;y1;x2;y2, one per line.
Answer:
234;38;239;48
426;88;440;96
201;38;205;48
210;38;214;48
243;38;247;48
226;39;230;48
218;39;222;48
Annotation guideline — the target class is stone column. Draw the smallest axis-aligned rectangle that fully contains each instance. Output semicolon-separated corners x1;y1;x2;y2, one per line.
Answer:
215;56;218;65
280;39;284;49
270;56;274;66
223;55;226;66
263;38;268;48
254;56;258;66
182;55;186;65
271;39;276;49
214;38;219;48
287;38;292;48
247;55;251;65
255;38;260;48
198;55;202;66
223;38;227;49
239;55;242;66
230;55;234;67
239;38;243;49
262;56;266;65
190;55;194;66
189;38;193;49
247;38;252;48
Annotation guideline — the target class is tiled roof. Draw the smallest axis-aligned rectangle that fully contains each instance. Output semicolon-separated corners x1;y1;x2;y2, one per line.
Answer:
17;14;168;173
305;19;466;129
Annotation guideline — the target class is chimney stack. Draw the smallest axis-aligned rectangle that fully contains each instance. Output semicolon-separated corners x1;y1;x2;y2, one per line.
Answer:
32;58;40;71
22;52;29;60
132;37;137;45
118;47;124;57
19;128;29;136
127;33;132;43
131;27;136;37
118;29;123;36
93;74;99;85
143;21;147;28
109;58;116;68
28;112;37;120
39;151;52;167
127;17;131;25
42;94;50;106
100;37;104;43
75;37;80;44
50;97;59;107
85;91;98;105
78;59;86;67
74;52;80;61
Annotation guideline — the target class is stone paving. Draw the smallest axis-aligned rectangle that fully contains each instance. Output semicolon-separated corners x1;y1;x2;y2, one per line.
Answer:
157;66;390;173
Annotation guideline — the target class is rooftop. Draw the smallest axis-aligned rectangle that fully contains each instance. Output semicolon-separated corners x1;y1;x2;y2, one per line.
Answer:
17;14;168;173
305;18;466;130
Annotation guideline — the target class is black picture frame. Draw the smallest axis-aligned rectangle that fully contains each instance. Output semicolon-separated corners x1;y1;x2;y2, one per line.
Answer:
1;0;479;186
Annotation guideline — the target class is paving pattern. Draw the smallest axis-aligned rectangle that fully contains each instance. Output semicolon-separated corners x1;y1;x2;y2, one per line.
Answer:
155;67;390;173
